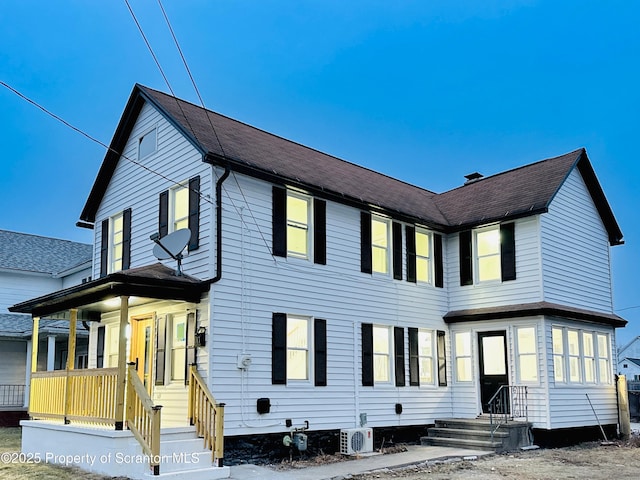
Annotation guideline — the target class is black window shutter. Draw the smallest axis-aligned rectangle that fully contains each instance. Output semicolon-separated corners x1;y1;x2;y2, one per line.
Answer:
155;315;167;386
188;176;200;251
96;326;105;369
405;225;416;283
434;233;444;288
272;186;287;257
314;318;327;386
392;222;403;280
459;230;473;286
408;327;419;386
184;312;196;386
361;323;374;386
122;208;132;270
394;326;405;387
100;219;109;278
313;198;326;265
159;190;169;238
500;222;516;281
272;313;287;385
437;330;447;387
360;212;372;274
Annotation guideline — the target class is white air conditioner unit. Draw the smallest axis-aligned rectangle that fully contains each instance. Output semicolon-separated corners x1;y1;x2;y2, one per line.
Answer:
340;428;373;455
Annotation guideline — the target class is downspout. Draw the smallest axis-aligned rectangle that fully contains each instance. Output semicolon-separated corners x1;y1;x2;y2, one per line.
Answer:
207;163;231;285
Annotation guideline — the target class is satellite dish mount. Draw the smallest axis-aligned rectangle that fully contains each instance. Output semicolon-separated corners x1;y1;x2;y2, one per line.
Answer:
150;228;191;276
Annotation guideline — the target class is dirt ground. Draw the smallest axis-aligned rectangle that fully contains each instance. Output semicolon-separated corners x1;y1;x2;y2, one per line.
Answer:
349;439;640;480
273;436;640;480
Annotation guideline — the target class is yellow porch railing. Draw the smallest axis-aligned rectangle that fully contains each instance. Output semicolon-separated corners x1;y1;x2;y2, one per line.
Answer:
188;365;225;467
29;368;119;426
126;365;162;475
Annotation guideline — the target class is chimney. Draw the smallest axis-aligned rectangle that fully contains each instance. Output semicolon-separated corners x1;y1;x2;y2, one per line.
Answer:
464;172;483;184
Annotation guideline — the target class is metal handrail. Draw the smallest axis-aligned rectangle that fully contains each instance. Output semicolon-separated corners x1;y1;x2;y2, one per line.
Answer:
488;385;529;442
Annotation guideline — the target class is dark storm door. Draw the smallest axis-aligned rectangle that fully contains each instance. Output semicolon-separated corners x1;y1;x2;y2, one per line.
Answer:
478;331;509;414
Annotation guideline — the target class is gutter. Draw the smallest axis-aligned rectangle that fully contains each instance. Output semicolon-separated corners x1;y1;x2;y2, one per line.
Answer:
204;157;231;285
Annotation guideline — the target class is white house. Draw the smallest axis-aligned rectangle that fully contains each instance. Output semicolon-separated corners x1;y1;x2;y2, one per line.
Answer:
11;84;628;478
0;230;91;423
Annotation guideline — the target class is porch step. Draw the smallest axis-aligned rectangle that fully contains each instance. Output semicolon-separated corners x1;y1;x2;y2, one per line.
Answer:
421;418;532;453
152;428;229;479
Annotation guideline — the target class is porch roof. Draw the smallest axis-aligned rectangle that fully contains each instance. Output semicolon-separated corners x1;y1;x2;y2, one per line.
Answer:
8;263;208;319
443;301;627;328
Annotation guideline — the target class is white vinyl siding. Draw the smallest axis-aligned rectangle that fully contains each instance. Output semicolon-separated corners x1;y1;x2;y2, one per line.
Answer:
541;168;613;312
447;216;542;311
93;103;212;279
207;171;451;435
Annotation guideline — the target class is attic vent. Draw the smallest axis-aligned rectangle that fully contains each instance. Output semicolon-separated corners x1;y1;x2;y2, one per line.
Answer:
464;172;484;184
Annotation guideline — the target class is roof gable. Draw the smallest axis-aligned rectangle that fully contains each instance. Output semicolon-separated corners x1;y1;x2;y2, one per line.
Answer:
78;85;623;244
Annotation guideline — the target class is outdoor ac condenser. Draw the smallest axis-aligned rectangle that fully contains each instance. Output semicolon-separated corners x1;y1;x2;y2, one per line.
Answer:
340;428;374;455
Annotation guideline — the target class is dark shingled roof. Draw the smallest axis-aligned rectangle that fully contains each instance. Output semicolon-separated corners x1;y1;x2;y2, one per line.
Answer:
0;230;91;274
444;301;627;328
0;313;88;339
79;84;623;245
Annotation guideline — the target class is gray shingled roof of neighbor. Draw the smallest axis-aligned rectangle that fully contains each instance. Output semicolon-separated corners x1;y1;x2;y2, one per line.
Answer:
0;230;92;274
80;84;623;245
0;313;88;338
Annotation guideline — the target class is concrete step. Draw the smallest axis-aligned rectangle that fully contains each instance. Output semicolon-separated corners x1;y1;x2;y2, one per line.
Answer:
145;465;229;479
427;427;508;440
421;435;501;451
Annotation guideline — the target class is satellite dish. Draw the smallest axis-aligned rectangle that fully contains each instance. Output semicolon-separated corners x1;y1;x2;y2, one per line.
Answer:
151;228;191;275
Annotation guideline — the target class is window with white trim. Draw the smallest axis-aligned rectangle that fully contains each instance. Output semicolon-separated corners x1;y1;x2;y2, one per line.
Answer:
552;327;565;382
138;127;157;159
415;228;432;283
597;334;611;383
170;315;187;381
109;212;124;273
454;331;472;382
418;330;435;384
567;329;581;382
170;182;189;233
475;226;500;282
515;327;538;383
287;316;310;381
583;332;595;383
286;192;311;259
372;217;390;274
552;327;612;385
373;325;391;383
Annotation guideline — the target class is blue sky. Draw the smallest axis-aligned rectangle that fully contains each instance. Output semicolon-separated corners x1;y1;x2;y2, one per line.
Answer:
1;1;638;344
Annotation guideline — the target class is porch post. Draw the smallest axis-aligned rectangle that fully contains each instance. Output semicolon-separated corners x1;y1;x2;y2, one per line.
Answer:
24;340;32;408
47;335;56;371
115;296;129;430
64;309;78;424
31;316;40;373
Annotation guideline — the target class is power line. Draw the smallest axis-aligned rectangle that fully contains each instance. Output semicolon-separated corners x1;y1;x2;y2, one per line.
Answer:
0;80;211;207
154;1;275;260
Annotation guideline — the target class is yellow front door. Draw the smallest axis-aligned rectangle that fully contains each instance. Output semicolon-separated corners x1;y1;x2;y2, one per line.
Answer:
130;315;154;395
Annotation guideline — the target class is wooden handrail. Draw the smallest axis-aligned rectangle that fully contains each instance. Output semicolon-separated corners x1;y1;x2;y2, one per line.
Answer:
188;365;225;467
126;365;162;476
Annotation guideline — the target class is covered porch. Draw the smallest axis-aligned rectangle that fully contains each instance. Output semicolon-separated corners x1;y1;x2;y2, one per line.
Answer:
10;263;228;478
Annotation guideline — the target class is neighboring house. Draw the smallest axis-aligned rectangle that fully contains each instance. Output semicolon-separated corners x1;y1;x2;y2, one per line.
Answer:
11;84;628;479
0;230;91;422
618;358;640;382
